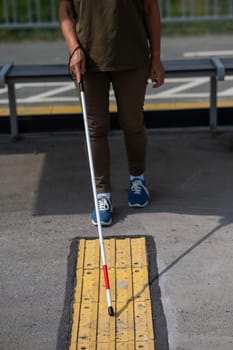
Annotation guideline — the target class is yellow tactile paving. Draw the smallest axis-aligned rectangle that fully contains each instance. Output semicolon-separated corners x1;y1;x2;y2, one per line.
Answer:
69;237;155;350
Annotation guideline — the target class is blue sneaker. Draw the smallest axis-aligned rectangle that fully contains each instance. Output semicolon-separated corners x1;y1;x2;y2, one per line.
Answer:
91;196;113;226
128;178;149;208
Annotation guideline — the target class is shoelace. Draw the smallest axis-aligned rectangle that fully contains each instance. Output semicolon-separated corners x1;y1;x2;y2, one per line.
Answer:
98;197;111;211
131;179;144;195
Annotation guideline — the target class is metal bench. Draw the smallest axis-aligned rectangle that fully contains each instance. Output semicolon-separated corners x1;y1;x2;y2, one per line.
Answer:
0;57;233;139
163;57;232;130
0;64;70;139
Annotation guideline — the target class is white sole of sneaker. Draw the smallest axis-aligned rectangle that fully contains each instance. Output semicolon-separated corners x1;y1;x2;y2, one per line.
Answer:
91;218;113;226
128;201;149;208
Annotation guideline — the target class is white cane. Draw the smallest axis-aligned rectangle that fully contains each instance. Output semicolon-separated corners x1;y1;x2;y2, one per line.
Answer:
79;77;114;316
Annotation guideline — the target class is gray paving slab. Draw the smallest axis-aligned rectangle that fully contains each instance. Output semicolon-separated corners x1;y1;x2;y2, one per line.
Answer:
0;131;233;349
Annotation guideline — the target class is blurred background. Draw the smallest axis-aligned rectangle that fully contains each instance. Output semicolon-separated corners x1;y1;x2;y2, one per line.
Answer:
1;0;233;37
0;0;233;133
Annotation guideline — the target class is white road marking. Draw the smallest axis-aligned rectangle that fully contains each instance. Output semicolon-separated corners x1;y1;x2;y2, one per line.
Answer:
145;93;210;99
218;87;233;96
16;82;73;88
153;78;208;97
0;87;7;95
24;84;75;102
0;77;233;104
184;50;233;57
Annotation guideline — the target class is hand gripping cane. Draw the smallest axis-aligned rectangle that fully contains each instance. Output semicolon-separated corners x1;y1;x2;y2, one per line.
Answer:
79;77;114;316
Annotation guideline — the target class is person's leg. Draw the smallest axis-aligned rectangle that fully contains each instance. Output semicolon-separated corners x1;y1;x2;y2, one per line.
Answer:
81;72;113;225
83;72;111;193
111;67;150;207
111;67;148;177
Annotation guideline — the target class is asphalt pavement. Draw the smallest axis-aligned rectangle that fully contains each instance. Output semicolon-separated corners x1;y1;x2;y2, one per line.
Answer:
1;36;233;350
1;130;233;350
1;34;233;63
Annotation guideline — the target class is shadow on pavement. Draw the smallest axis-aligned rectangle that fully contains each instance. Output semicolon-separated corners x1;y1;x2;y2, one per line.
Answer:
1;131;233;350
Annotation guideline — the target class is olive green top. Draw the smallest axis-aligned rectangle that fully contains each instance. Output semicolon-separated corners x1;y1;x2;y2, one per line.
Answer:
73;0;150;72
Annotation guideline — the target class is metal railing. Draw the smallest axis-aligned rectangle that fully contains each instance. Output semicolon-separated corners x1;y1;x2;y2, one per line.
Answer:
159;0;233;22
0;0;233;29
0;0;58;29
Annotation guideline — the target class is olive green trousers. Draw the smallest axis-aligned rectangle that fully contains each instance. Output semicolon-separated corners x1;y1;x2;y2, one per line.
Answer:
80;67;148;193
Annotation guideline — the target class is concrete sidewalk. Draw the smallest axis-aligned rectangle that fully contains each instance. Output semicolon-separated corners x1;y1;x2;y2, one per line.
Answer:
0;131;233;349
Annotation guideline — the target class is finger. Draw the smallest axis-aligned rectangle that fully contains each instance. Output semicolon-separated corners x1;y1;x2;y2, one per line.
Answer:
152;79;160;88
75;67;81;83
70;61;81;82
153;76;164;88
80;60;86;75
151;72;164;88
